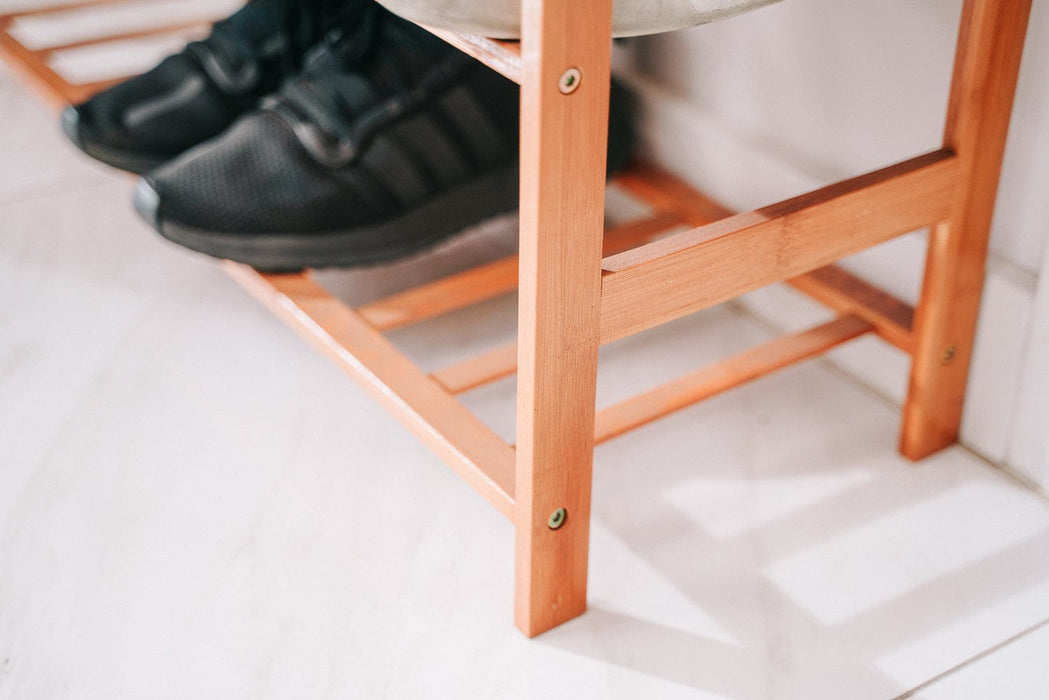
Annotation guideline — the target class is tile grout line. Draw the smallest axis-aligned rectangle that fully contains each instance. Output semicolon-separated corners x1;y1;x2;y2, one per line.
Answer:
892;615;1049;699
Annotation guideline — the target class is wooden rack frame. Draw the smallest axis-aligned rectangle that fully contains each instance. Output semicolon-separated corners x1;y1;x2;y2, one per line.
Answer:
0;0;1031;637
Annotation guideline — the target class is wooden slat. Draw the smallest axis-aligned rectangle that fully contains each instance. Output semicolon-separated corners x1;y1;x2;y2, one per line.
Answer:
432;341;518;394
600;150;959;344
360;256;520;332
787;266;914;352
613;160;735;224
613;161;917;350
358;213;681;332
0;24;73;105
594;315;873;444
37;19;209;54
0;0;126;22
224;263;516;521
901;0;1031;459
422;25;521;84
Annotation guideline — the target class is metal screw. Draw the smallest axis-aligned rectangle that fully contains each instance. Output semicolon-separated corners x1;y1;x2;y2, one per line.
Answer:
941;344;958;364
547;508;567;529
558;68;581;95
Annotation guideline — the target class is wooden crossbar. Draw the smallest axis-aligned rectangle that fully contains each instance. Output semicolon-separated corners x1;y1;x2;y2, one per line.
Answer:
359;211;681;332
0;0;126;22
594;314;874;444
422;26;521;83
787;266;914;352
36;20;210;55
0;3;222;105
600;150;958;343
432;341;518;394
224;263;517;520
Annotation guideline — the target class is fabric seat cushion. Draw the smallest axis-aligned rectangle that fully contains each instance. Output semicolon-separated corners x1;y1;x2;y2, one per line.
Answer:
375;0;782;39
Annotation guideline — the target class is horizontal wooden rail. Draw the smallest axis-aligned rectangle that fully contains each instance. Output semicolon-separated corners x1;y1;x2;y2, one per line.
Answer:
0;25;71;105
594;314;874;444
599;150;958;343
225;263;516;520
787;266;915;352
422;25;521;83
360;256;520;332
38;20;210;55
0;0;126;22
359;211;681;332
614;160;916;350
432;341;518;394
614;160;735;224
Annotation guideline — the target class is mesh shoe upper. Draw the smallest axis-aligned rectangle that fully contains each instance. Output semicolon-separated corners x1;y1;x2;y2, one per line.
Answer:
67;0;370;173
146;12;522;235
136;10;637;270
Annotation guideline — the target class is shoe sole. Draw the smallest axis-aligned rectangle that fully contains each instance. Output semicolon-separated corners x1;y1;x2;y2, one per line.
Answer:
137;164;519;272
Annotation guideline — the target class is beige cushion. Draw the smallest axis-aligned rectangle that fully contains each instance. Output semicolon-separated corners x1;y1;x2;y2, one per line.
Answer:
376;0;783;38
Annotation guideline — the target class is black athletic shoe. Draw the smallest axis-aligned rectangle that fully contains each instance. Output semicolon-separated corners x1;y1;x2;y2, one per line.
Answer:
132;11;636;271
61;0;372;174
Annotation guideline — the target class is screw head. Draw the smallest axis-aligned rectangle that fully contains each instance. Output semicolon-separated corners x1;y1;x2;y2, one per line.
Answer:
558;68;581;95
547;508;567;529
941;344;958;364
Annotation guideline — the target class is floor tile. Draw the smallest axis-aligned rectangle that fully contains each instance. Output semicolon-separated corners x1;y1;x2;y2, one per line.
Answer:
905;619;1049;699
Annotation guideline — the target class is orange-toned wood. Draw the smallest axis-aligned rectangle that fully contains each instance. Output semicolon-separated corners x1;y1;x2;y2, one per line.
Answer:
0;0;125;22
600;150;959;343
224;263;516;520
358;213;680;332
422;26;521;83
360;256;519;332
594;314;873;444
787;266;914;352
613;162;918;351
614;159;735;224
37;19;210;55
65;76;128;103
901;0;1032;459
514;0;612;637
432;341;518;394
0;23;74;106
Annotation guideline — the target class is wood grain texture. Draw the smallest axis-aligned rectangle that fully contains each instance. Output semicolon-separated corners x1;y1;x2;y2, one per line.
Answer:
0;0;125;22
432;341;518;395
37;20;210;55
0;23;75;106
901;0;1032;459
787;266;914;352
600;151;959;343
594;315;873;444
613;159;735;224
357;213;680;333
514;0;612;637
421;25;521;83
359;255;520;332
225;263;517;520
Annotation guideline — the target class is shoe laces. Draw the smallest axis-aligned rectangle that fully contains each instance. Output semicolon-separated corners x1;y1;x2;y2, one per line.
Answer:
267;12;471;168
187;0;335;96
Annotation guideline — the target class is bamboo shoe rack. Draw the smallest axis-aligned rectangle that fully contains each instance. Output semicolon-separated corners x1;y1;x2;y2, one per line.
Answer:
0;0;1031;637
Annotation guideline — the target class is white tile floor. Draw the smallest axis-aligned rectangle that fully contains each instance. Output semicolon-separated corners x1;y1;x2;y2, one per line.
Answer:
2;61;1049;700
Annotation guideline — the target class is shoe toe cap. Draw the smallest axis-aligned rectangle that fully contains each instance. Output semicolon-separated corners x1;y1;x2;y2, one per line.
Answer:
133;178;162;230
60;106;84;148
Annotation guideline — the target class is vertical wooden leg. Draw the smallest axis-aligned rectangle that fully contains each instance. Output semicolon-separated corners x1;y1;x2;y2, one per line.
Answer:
901;0;1031;460
514;0;612;636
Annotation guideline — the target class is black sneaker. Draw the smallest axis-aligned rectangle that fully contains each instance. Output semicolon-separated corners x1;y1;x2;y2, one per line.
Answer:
132;11;636;271
61;0;373;174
